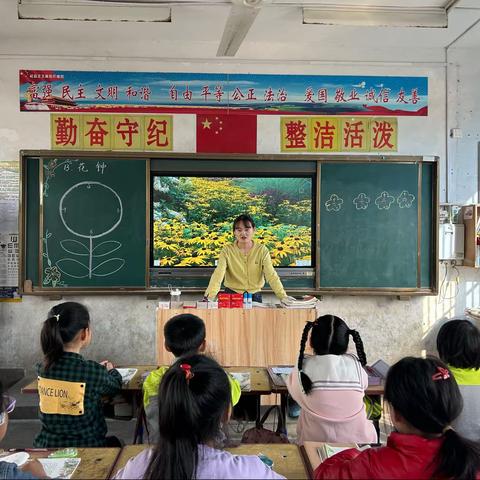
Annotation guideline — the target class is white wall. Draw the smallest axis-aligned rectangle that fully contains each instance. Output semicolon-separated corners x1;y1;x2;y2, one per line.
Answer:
447;47;480;204
1;3;480;370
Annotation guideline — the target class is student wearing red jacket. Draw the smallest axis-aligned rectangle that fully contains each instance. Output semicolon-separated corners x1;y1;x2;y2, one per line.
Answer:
315;357;480;480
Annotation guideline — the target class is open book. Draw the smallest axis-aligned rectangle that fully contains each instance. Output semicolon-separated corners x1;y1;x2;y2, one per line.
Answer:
115;368;138;385
39;458;81;479
229;372;251;391
267;365;293;387
365;359;389;386
302;441;358;475
317;444;358;462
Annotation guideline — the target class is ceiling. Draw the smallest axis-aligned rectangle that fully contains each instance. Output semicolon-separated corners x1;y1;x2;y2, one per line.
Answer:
1;0;479;62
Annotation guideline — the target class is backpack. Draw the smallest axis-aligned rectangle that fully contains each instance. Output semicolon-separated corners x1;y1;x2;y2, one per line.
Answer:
241;405;289;444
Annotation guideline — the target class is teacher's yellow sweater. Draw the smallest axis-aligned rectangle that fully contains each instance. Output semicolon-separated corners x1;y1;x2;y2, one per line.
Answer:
205;242;287;300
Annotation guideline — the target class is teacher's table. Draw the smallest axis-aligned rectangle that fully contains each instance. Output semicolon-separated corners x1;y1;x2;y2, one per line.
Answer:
110;444;309;479
156;308;317;366
0;448;120;480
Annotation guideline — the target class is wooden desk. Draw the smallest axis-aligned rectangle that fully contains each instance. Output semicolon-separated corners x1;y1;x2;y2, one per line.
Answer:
109;445;146;477
21;365;158;394
267;367;385;396
157;308;317;366
226;366;271;395
1;448;120;480
228;444;308;480
110;444;308;480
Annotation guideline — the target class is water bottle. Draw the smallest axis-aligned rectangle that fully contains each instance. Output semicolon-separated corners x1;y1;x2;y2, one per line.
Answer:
246;293;253;309
170;288;182;308
243;292;248;309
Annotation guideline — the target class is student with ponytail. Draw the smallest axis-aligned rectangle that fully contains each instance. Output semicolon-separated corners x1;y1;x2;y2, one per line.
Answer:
315;356;480;480
437;319;480;441
34;302;122;447
287;314;376;445
114;355;284;480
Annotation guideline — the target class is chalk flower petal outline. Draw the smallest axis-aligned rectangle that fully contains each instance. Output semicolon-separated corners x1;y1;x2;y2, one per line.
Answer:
43;265;61;287
325;194;344;212
353;193;370;210
397;190;415;208
375;191;395;210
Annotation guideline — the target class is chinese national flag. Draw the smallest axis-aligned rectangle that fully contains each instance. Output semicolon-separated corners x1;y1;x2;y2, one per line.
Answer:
196;114;257;154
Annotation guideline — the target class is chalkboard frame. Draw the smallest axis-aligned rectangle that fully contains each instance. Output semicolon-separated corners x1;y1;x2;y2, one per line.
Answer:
19;151;438;296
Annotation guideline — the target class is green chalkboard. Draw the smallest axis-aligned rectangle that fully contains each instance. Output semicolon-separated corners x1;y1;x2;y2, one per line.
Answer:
320;162;431;289
39;157;147;288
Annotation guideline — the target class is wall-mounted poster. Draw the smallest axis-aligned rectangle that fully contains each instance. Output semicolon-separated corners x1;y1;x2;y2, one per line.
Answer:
0;162;21;300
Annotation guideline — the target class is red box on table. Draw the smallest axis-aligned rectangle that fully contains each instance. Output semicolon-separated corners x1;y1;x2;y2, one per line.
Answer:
230;293;244;308
217;293;231;308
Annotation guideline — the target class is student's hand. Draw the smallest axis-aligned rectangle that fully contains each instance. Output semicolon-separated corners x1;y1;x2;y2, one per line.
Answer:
100;360;115;371
21;459;48;478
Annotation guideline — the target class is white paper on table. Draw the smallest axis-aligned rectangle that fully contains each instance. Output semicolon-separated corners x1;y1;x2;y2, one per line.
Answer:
0;452;30;466
38;458;81;479
272;367;293;375
116;368;138;384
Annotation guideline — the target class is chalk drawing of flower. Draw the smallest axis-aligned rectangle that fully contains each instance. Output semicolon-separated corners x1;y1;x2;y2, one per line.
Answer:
44;265;61;287
397;190;415;208
325;194;344;212
353;193;370;210
375;191;395;210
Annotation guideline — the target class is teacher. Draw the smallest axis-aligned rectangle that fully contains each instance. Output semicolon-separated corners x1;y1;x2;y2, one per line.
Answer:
204;214;288;302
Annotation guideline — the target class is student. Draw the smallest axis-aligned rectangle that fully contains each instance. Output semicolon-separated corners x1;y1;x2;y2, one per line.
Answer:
0;382;47;479
204;214;287;302
437;319;480;441
115;355;284;479
34;302;122;447
143;313;241;443
287;315;377;445
314;356;480;480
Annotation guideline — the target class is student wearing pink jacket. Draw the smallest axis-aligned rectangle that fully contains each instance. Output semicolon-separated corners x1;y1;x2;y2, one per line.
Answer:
287;315;377;445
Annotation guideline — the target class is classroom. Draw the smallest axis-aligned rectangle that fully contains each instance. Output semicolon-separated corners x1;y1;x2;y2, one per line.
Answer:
1;0;480;479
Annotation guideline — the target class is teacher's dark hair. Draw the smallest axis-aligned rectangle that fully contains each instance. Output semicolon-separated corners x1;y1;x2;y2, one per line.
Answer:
145;355;230;480
40;302;90;370
385;356;480;480
437;319;480;369
298;314;367;394
232;214;255;231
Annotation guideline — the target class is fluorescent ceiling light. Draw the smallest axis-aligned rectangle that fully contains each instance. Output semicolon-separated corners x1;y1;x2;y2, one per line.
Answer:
18;0;171;22
303;6;447;28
